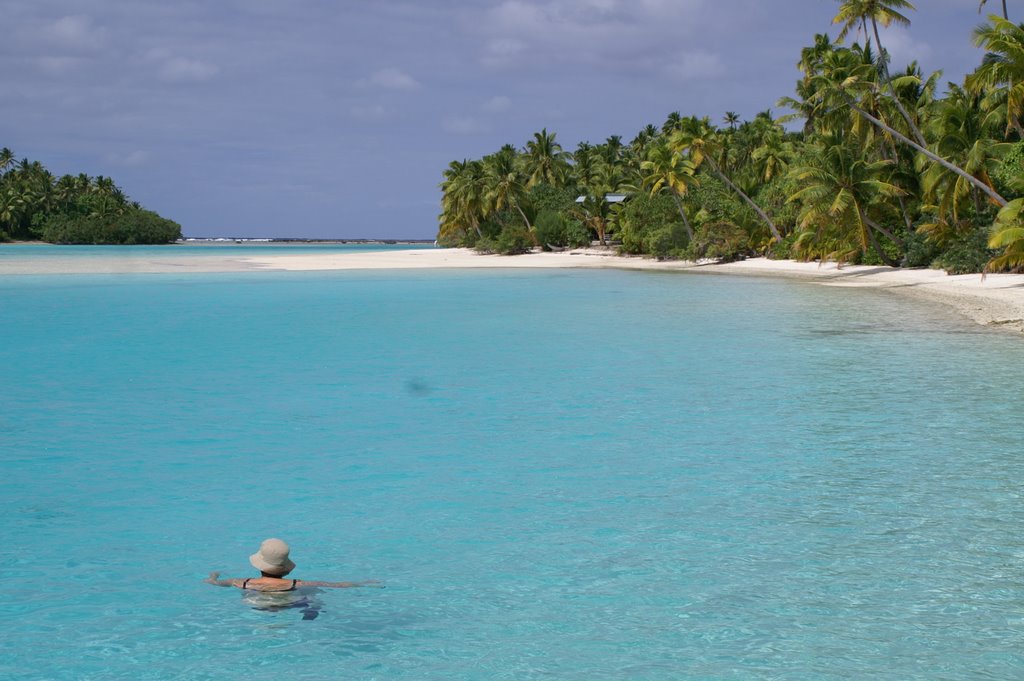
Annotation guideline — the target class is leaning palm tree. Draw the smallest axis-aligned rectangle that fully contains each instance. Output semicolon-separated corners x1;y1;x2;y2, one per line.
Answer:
920;83;1010;221
640;143;698;240
483;145;532;232
671;116;784;243
811;43;1010;207
788;134;907;265
440;159;487;240
832;0;929;147
967;16;1024;138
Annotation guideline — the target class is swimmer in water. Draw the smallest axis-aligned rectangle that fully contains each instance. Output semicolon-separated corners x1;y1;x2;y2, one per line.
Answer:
205;538;381;620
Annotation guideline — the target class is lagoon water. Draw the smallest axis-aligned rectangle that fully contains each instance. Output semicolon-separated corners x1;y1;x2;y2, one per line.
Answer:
2;258;1023;679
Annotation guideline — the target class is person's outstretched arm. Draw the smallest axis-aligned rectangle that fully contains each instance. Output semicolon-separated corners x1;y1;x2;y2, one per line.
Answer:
295;579;383;589
204;571;241;587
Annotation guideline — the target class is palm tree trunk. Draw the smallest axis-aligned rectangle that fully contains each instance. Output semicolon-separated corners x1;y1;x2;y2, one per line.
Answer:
861;209;899;266
1002;0;1009;20
864;215;906;250
511;199;532;232
708;159;784;243
670;190;695;241
848;101;1008;206
879;141;915;234
871;18;929;149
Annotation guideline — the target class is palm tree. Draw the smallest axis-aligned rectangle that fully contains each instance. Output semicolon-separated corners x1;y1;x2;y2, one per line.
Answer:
811;42;1010;207
483;145;532;232
921;83;1010;221
987;198;1024;271
523;128;570;188
788;133;907;265
662;112;683;135
978;0;1009;21
751;127;795;183
640;143;698;240
671;116;784;243
832;0;929;147
628;124;661;163
967;16;1024;138
0;148;14;176
723;112;740;130
440;159;487;240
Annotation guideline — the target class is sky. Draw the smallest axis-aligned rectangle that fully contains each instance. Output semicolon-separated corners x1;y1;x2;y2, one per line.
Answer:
1;0;1005;239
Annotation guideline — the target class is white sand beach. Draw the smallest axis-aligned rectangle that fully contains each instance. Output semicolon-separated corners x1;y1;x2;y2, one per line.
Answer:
5;246;1024;333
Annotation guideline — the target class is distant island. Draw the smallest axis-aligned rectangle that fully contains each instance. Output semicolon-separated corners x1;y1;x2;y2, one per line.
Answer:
0;148;181;245
437;4;1024;275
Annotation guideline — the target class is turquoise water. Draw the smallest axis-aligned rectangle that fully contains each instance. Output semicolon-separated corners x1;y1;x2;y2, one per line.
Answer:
2;266;1022;679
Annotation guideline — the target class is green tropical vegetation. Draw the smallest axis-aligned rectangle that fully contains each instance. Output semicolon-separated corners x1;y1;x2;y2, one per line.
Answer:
0;151;180;244
437;3;1024;273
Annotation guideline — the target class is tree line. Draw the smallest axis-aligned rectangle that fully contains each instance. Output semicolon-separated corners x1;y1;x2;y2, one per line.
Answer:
438;2;1024;273
0;150;181;244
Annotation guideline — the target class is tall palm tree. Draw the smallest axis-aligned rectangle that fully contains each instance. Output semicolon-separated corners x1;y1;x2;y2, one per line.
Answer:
671;116;784;243
523;128;570;188
788;133;907;265
921;83;1010;221
751;127;795;183
832;0;929;147
811;42;1009;206
978;0;1009;21
483;145;532;232
662;112;683;135
640;143;698;240
628;124;661;163
440;159;487;240
0;148;14;176
723;112;740;130
967;16;1024;138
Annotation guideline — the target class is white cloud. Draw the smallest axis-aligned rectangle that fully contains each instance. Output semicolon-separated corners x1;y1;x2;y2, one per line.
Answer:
362;67;420;90
43;15;107;51
877;25;933;66
481;95;512;113
665;51;726;81
477;0;706;69
442;115;487;134
159;57;219;83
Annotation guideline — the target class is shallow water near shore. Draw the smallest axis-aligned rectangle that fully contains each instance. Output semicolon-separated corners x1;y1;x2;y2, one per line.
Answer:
2;267;1023;679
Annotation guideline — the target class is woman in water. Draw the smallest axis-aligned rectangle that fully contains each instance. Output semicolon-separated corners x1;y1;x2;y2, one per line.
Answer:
205;538;381;619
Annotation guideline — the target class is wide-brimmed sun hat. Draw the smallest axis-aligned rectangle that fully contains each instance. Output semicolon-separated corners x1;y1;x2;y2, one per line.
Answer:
250;538;296;576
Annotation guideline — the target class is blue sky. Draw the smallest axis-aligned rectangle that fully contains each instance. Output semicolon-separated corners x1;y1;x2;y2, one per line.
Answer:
2;0;1002;239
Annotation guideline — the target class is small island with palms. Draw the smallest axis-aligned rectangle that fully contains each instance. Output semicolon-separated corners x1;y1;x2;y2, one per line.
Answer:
0;148;181;245
438;2;1024;276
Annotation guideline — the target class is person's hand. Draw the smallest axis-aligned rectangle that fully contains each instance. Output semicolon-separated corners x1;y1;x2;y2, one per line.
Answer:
205;572;220;583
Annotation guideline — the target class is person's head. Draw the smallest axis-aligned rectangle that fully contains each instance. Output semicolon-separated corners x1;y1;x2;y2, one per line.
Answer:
250;538;296;577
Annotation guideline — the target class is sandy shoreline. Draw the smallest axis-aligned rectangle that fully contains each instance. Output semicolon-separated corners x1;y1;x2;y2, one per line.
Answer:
4;246;1023;333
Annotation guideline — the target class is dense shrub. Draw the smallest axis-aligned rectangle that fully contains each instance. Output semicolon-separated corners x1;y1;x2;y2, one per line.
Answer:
39;209;181;244
686;221;750;262
931;228;994;274
617;193;682;255
474;225;534;255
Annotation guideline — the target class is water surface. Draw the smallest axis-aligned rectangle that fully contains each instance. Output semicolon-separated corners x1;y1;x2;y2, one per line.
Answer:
1;268;1021;679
